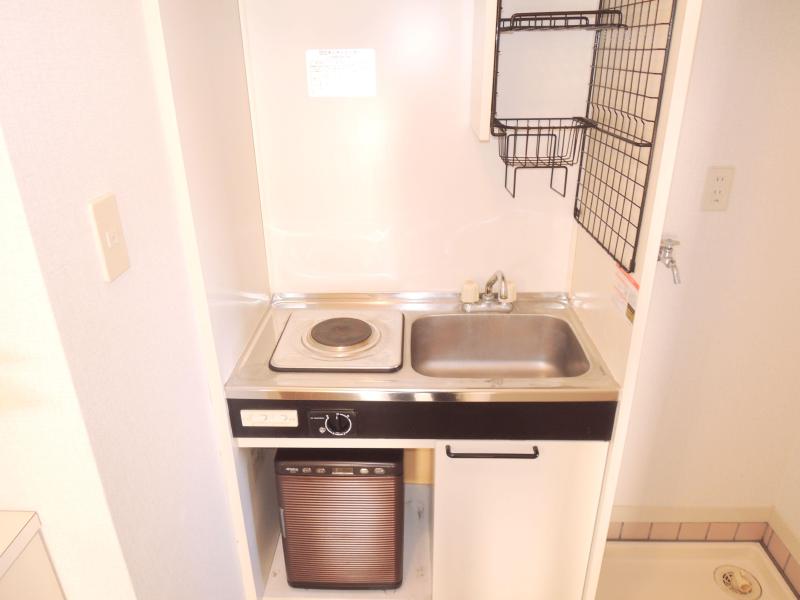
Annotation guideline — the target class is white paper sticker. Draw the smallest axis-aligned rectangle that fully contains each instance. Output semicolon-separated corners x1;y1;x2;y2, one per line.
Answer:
306;49;376;98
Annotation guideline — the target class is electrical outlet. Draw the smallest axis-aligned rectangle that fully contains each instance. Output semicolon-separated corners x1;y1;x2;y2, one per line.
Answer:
702;166;735;211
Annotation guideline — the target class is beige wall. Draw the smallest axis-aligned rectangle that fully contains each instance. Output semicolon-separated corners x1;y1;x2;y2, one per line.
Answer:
0;129;136;600
615;0;800;531
0;1;244;598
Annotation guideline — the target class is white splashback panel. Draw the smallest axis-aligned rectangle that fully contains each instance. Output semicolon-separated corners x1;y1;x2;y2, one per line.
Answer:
240;0;596;293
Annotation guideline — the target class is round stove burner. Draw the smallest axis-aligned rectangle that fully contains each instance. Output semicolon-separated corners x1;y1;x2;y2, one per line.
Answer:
303;317;380;357
311;318;372;348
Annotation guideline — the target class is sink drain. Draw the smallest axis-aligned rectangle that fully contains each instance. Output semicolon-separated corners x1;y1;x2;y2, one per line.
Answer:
714;565;762;598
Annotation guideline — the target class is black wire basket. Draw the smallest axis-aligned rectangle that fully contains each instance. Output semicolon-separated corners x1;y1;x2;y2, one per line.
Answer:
499;9;625;32
491;117;596;197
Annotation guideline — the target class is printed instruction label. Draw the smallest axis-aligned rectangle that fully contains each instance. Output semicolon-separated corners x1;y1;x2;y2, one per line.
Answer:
613;266;640;323
306;49;376;98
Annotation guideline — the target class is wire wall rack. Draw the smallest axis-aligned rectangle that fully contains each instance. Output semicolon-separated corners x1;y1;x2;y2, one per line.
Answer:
489;0;677;272
574;0;677;272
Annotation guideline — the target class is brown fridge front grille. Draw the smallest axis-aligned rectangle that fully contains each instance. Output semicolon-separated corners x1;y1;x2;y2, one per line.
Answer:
278;475;403;588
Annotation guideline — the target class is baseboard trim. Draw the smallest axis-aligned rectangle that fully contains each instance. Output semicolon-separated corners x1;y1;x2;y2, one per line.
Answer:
611;505;773;523
770;510;800;565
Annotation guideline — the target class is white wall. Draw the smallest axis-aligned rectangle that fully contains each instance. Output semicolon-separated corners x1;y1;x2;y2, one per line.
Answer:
0;2;244;598
574;3;704;595
615;0;800;525
0;129;137;600
776;435;800;539
240;0;597;293
155;1;274;596
156;0;270;374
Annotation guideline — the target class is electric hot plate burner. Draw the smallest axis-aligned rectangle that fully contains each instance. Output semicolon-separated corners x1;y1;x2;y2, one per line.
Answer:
309;318;374;351
269;310;403;373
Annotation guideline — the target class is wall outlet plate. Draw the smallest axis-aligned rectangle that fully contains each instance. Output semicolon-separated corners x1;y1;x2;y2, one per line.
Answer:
702;166;735;211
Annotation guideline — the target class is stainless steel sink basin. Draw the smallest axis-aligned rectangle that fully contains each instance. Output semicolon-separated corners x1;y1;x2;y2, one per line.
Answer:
410;314;590;378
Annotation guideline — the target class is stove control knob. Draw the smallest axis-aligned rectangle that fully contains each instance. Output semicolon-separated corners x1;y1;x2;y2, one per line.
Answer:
325;412;353;436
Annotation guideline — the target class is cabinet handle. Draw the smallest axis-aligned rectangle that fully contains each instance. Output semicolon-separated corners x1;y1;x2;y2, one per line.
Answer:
445;445;540;460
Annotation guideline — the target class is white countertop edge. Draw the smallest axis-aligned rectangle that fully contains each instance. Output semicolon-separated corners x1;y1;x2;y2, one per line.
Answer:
0;511;41;578
236;437;437;449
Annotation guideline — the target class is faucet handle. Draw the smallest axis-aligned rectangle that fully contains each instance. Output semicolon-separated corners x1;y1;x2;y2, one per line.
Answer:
461;280;480;303
500;281;517;303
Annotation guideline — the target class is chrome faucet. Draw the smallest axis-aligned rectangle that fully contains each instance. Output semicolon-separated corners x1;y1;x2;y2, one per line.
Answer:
484;270;508;302
461;270;516;313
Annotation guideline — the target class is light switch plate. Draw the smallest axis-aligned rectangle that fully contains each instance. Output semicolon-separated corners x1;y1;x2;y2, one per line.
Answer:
702;166;735;211
89;193;130;281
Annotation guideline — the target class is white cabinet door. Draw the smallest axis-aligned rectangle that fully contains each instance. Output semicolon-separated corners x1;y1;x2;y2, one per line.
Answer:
432;440;608;600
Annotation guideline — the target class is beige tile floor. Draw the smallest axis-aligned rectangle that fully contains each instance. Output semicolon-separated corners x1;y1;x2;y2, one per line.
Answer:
597;542;795;600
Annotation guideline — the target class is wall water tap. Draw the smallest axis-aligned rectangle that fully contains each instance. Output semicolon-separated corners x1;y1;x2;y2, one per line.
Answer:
658;238;681;284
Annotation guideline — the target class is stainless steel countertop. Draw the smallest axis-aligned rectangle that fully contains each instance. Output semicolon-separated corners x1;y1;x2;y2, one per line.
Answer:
224;292;619;402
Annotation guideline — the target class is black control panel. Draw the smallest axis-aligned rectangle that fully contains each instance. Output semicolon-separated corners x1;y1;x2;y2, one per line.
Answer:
277;463;397;477
308;409;357;437
229;399;617;441
275;449;403;478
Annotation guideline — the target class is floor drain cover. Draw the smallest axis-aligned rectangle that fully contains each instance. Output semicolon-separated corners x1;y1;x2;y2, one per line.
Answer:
714;565;762;598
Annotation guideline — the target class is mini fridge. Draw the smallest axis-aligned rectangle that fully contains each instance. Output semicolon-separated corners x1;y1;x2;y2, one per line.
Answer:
275;449;404;589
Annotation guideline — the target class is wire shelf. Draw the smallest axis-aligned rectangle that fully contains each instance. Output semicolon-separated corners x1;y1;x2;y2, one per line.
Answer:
573;0;677;272
488;0;676;270
493;117;596;197
499;9;627;32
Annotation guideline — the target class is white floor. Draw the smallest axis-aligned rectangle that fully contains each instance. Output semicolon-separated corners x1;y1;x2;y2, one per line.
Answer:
597;542;796;600
262;484;432;600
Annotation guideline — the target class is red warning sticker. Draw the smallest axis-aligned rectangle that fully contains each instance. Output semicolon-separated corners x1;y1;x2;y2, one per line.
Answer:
613;266;639;323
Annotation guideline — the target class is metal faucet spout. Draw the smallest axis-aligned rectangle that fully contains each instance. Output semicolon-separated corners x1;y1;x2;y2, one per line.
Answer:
484;270;508;300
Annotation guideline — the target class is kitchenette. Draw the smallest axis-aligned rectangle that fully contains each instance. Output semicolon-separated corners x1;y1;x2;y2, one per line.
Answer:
8;0;800;598
155;0;699;598
225;283;617;599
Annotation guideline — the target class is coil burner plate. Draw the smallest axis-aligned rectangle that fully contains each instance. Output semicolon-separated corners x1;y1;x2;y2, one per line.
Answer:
309;318;373;351
303;317;380;357
268;310;403;372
